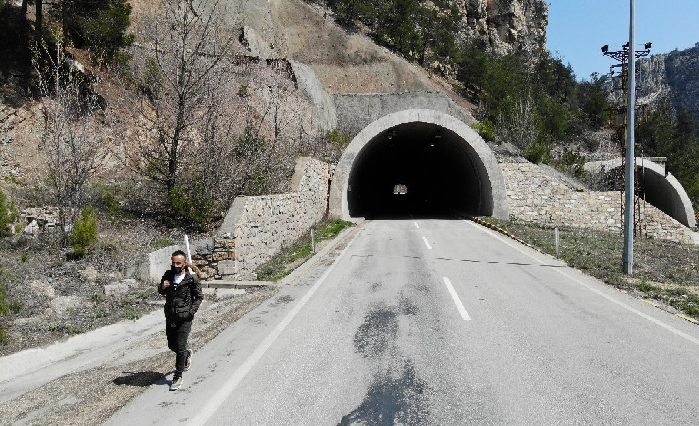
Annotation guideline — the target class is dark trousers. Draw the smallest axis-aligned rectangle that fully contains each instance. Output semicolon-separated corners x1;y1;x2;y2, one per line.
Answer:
166;320;192;377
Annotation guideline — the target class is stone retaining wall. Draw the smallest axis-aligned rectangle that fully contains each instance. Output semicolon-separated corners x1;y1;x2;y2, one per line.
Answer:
502;162;694;244
189;157;330;280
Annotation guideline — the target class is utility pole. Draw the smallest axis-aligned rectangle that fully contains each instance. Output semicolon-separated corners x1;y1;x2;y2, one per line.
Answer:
601;0;651;275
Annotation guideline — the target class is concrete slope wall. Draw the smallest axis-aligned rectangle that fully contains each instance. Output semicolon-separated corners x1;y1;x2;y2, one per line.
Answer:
503;162;694;244
586;158;696;228
206;157;331;280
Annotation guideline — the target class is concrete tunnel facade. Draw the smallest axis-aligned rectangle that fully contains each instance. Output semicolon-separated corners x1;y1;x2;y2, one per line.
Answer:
329;109;509;220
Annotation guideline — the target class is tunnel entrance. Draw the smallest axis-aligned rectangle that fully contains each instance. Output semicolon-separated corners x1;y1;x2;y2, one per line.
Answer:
329;110;509;221
586;158;696;228
348;124;484;218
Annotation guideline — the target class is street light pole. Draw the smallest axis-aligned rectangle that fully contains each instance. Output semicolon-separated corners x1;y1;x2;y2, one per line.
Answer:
623;0;636;274
601;2;651;275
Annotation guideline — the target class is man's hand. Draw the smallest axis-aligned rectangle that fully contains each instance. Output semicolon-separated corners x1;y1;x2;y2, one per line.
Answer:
162;280;171;289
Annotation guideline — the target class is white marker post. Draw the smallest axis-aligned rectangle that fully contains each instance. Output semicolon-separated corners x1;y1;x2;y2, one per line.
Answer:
184;235;193;273
184;235;192;263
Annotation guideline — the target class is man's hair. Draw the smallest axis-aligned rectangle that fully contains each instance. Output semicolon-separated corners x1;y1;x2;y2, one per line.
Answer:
172;249;187;258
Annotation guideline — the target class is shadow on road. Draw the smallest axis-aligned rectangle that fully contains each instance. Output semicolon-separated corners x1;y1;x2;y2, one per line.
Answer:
113;371;168;387
433;257;565;268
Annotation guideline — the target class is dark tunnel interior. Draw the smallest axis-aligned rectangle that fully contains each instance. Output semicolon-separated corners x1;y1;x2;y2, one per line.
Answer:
347;123;491;219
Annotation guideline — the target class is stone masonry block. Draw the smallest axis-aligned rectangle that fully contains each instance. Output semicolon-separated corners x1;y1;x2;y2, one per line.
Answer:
213;251;228;261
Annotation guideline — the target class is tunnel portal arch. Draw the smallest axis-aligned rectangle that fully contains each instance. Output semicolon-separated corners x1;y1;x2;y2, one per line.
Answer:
329;110;509;220
586;158;696;228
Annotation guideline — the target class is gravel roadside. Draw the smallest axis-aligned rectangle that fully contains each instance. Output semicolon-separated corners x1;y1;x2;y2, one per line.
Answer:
0;285;279;426
0;222;360;426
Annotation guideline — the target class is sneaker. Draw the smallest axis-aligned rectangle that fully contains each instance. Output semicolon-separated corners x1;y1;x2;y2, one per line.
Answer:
185;349;193;371
170;376;183;391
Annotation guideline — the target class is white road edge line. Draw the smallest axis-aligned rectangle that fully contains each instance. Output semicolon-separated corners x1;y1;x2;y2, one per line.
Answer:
188;231;361;426
465;220;699;347
443;277;471;321
422;236;432;250
414;221;420;229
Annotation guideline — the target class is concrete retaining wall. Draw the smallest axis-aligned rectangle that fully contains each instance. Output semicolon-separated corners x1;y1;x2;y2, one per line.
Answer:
186;157;331;280
503;162;694;244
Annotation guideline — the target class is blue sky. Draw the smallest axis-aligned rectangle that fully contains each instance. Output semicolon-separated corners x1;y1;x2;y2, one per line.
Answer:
547;1;699;81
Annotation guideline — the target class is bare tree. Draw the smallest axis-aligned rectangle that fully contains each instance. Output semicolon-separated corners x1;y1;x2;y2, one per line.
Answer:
127;0;241;197
33;32;109;239
121;0;338;227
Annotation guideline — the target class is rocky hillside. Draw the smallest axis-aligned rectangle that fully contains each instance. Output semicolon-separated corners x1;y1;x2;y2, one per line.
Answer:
463;0;548;56
633;43;699;125
169;0;550;95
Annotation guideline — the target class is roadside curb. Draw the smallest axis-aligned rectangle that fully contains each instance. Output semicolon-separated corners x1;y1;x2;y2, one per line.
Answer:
200;280;278;289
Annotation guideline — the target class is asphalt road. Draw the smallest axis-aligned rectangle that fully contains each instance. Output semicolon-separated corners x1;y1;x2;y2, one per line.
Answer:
104;219;699;425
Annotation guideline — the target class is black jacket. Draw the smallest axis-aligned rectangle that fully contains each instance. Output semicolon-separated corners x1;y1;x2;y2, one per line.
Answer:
158;270;204;323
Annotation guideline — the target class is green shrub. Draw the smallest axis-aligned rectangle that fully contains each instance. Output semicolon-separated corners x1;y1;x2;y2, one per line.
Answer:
0;189;18;237
557;149;587;178
637;280;660;293
525;141;552;164
122;298;140;320
0;283;7;316
234;122;266;159
241;166;271;196
472;120;496;142
0;269;11;344
167;184;213;232
64;0;135;62
325;129;352;151
71;207;99;256
151;237;176;248
141;57;163;101
95;182;128;221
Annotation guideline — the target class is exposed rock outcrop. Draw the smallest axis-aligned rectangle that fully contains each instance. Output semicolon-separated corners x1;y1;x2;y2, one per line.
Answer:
664;43;699;123
616;43;699;126
463;0;548;56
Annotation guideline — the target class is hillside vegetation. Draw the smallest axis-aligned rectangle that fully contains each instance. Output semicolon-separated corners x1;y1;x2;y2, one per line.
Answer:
0;0;345;350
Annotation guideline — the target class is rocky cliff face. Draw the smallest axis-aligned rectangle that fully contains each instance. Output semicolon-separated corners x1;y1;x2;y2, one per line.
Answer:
664;43;699;123
463;0;549;56
204;0;549;95
631;43;699;125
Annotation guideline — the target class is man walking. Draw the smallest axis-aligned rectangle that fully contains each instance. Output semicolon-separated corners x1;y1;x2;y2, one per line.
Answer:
159;250;203;391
